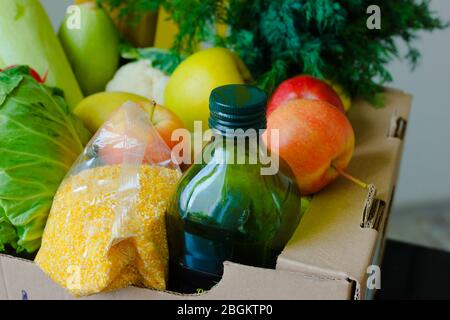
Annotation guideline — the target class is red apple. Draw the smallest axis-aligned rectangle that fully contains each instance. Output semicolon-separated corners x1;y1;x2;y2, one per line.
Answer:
267;75;345;115
263;99;354;195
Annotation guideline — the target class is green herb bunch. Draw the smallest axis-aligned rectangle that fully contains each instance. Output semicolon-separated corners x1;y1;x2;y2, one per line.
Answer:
99;0;447;105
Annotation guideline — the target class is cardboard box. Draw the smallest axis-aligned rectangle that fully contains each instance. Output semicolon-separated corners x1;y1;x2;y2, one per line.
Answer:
0;88;411;300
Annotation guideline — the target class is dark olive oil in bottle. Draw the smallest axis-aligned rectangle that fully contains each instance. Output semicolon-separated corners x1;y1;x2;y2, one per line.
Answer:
166;85;303;293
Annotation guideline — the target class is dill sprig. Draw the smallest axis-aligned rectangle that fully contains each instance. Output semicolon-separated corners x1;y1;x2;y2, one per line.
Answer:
98;0;448;105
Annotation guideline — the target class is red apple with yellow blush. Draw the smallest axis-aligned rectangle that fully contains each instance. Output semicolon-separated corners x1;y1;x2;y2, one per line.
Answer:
263;99;355;195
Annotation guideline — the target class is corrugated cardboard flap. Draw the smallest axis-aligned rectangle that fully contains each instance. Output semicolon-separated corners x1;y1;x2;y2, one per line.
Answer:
0;257;9;299
0;254;351;300
277;88;412;299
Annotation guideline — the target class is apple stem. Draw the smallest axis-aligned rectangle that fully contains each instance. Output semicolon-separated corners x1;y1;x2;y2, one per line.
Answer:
332;165;369;189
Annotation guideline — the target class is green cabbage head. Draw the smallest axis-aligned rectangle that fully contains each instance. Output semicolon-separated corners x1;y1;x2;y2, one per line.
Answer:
0;66;91;253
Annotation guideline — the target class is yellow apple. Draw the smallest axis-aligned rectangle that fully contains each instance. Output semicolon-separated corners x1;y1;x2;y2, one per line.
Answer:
73;91;185;149
73;92;148;133
164;47;253;131
325;80;352;113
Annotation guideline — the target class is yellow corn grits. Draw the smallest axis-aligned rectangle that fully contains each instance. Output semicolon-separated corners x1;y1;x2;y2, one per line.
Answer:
35;165;181;297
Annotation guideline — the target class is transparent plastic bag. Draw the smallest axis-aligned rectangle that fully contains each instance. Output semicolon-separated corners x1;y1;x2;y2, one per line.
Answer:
35;102;181;296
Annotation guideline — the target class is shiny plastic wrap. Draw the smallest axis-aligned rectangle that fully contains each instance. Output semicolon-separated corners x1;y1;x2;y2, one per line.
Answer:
35;102;181;296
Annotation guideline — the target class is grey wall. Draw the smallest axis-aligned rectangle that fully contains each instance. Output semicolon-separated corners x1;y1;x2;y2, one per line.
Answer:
41;0;450;207
41;0;71;28
389;0;450;207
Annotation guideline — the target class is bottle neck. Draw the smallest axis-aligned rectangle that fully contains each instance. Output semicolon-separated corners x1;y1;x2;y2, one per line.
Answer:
210;128;264;145
202;128;266;166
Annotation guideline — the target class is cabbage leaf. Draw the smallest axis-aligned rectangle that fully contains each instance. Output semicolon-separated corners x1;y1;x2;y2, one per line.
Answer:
0;66;91;253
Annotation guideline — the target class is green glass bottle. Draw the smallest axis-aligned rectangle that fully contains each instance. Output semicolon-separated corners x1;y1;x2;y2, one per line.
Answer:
166;84;303;293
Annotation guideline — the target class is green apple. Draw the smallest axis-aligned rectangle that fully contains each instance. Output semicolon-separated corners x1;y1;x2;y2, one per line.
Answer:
164;47;253;132
59;3;119;96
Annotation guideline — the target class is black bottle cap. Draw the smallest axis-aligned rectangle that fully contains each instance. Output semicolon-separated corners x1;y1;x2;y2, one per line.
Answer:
209;84;267;134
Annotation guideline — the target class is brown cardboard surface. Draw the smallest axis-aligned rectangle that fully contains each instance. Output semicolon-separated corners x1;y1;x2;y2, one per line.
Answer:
0;258;8;299
0;255;350;300
277;88;412;299
0;88;411;300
